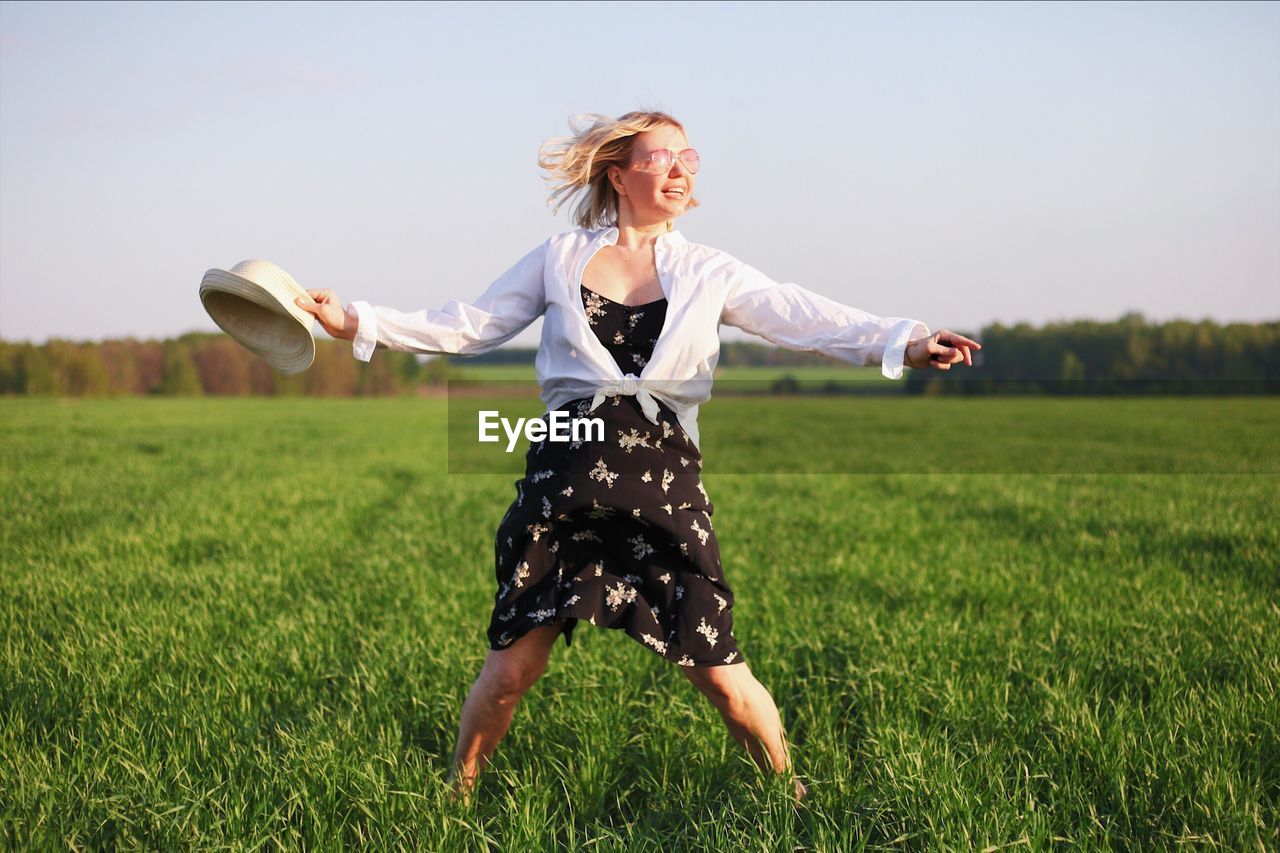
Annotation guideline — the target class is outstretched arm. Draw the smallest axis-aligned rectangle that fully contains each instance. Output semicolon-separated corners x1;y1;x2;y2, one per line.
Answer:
337;239;549;361
719;256;930;379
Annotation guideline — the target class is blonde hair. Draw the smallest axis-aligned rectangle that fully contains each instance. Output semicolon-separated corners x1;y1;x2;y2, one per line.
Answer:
538;110;700;231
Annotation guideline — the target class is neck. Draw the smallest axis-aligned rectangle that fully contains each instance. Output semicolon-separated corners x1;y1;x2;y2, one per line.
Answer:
613;207;673;252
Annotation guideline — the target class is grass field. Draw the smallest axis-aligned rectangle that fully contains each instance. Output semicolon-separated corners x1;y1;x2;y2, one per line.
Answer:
2;396;1277;849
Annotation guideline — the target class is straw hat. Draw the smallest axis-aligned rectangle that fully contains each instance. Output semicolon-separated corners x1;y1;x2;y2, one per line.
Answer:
199;259;315;374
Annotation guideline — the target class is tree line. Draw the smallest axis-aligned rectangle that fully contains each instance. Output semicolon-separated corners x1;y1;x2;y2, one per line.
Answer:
1;312;1276;396
902;312;1278;395
0;333;449;397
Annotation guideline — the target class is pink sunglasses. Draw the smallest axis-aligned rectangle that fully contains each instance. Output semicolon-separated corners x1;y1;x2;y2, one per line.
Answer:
632;148;701;175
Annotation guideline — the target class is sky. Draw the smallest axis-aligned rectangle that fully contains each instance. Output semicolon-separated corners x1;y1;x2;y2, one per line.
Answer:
1;0;1277;349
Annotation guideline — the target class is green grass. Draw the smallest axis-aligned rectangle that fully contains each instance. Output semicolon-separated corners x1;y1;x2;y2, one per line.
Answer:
1;396;1277;849
452;363;539;382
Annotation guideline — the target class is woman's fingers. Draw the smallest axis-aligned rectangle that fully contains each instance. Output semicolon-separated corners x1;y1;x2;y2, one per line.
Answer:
296;289;348;339
936;331;981;349
294;293;341;335
928;330;983;368
930;342;962;363
302;288;339;305
903;333;981;370
936;330;981;347
942;336;980;363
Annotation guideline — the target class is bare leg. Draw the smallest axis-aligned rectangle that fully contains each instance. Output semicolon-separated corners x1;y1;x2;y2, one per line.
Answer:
447;622;563;803
682;661;808;799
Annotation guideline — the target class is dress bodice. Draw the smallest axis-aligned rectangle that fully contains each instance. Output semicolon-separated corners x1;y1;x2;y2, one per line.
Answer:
580;284;667;375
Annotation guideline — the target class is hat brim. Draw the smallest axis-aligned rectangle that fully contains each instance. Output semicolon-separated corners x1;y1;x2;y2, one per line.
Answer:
200;269;316;374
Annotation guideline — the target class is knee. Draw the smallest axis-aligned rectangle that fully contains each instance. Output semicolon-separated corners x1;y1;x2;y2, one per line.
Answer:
480;660;542;704
685;665;749;713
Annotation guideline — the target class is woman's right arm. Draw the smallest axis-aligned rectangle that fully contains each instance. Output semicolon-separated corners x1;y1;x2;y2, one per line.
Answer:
308;239;550;361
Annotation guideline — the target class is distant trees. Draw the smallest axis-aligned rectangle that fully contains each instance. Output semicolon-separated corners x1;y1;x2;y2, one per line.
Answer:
160;340;204;396
904;314;1280;395
0;333;455;397
1;313;1276;396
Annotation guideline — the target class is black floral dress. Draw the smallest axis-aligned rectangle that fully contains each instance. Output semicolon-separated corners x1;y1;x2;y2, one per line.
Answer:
486;284;743;667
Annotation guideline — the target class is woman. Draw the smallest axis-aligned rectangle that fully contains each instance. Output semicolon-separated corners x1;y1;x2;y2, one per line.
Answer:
296;110;980;803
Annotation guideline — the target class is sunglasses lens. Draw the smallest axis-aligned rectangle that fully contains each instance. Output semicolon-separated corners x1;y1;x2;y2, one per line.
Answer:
650;151;673;172
638;150;700;174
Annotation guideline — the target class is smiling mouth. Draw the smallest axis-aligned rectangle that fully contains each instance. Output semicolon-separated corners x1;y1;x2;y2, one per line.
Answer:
663;189;686;198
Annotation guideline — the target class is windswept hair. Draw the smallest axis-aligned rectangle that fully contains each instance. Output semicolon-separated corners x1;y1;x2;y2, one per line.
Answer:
538;110;700;231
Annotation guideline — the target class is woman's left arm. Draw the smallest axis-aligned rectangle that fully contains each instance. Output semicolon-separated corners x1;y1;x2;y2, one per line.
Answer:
719;256;935;379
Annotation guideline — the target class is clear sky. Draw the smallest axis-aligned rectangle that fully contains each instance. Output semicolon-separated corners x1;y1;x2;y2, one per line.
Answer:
1;0;1276;348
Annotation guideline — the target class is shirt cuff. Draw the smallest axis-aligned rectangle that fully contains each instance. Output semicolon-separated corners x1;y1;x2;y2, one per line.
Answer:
881;319;930;379
350;301;377;362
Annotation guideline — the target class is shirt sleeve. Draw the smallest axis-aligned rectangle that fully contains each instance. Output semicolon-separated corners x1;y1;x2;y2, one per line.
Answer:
718;256;930;379
348;239;548;362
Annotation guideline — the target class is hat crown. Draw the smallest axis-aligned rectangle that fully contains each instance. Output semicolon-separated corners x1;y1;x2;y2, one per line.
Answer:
227;258;305;299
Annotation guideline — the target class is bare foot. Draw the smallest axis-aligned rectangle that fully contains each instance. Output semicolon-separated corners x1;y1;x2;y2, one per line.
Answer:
447;773;475;806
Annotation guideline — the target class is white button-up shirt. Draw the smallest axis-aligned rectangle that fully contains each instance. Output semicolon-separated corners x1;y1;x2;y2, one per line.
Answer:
350;225;930;449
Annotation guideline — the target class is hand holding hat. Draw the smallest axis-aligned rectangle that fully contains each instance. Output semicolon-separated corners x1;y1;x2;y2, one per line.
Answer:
294;289;354;341
199;259;317;374
199;259;357;375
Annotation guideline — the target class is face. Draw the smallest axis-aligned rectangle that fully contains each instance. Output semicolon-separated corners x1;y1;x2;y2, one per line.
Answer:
608;125;697;225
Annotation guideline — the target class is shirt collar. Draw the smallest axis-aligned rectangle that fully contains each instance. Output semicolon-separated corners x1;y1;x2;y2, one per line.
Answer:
599;225;687;249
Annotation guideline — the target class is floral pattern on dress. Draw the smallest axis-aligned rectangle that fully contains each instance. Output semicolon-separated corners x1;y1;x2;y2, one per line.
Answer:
486;282;741;667
583;290;608;325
